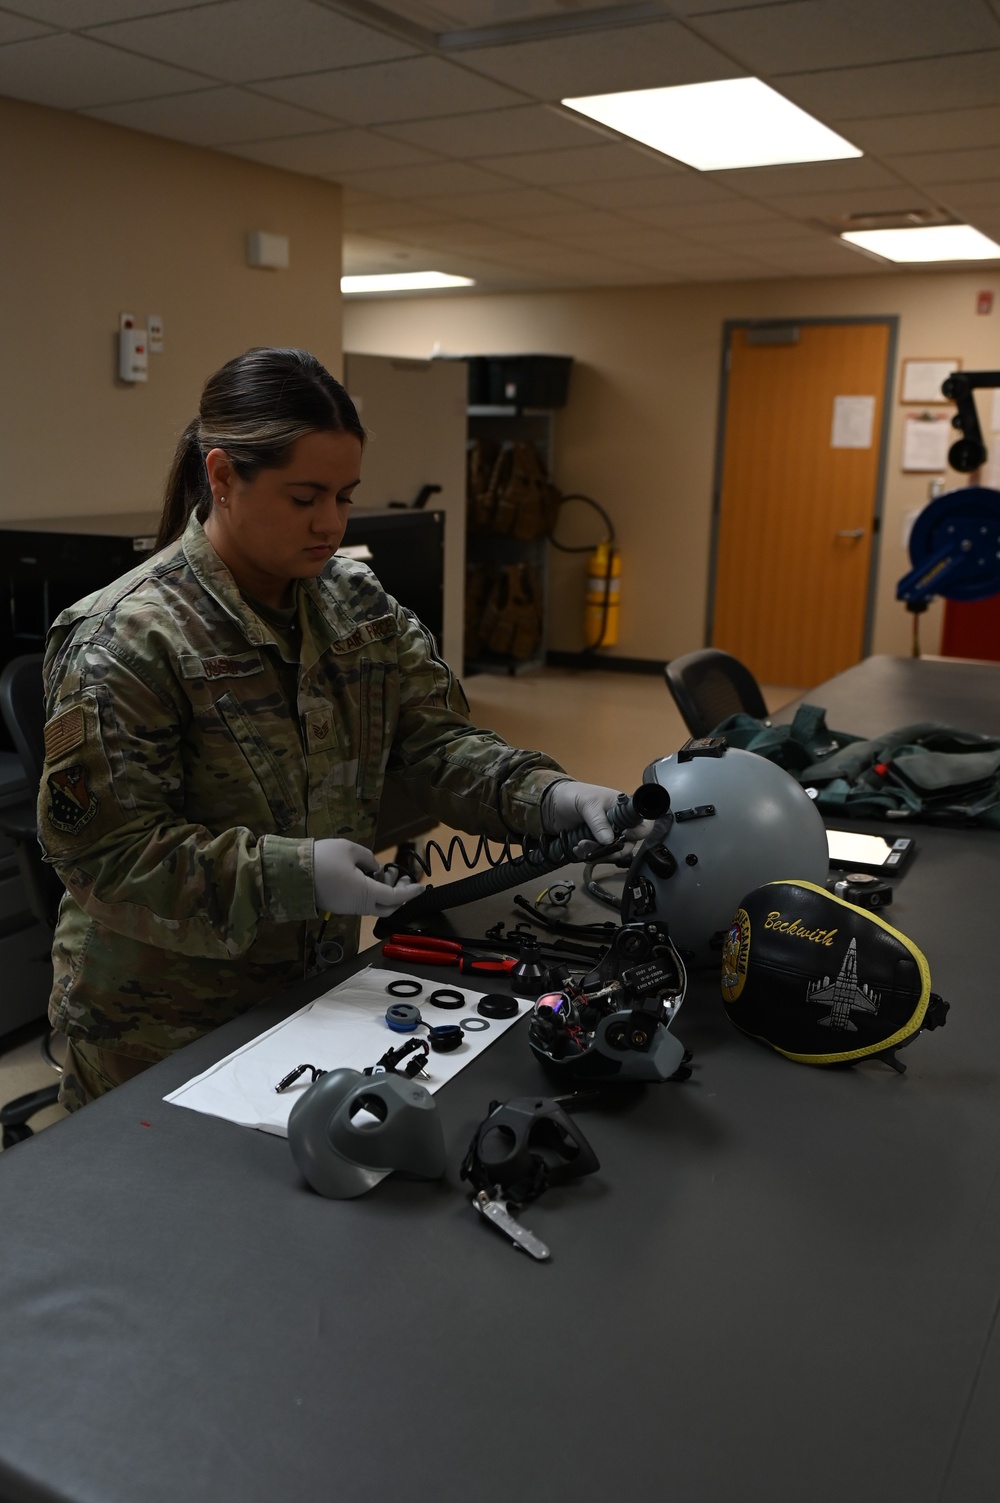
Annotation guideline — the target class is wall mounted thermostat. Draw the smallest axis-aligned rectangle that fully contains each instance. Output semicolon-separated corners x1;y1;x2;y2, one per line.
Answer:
246;230;290;270
118;312;148;384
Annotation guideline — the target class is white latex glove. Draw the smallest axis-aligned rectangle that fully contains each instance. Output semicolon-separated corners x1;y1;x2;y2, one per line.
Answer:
313;838;422;917
541;781;655;856
540;780;625;850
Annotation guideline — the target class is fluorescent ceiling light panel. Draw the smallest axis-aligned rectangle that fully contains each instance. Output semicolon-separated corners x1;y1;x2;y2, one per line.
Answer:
341;271;474;293
841;225;1000;263
561;78;862;171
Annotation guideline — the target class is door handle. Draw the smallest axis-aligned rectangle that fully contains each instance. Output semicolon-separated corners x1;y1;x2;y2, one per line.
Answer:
835;528;865;539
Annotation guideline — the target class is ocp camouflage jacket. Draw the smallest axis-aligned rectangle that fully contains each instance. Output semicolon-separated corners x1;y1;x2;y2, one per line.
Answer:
39;515;566;1061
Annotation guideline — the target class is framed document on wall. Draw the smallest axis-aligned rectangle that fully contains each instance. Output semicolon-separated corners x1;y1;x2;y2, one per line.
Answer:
900;358;960;404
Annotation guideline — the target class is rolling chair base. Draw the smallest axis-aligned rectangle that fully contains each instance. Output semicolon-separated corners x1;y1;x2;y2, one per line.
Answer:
1;1081;61;1148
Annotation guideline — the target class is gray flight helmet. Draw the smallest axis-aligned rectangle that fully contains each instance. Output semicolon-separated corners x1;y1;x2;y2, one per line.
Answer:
287;1067;446;1199
627;745;829;968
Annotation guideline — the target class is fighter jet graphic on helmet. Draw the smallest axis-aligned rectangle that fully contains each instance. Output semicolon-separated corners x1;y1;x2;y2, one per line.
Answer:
807;939;880;1032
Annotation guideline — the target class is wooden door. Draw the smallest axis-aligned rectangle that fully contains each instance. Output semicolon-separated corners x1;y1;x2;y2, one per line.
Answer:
711;321;891;687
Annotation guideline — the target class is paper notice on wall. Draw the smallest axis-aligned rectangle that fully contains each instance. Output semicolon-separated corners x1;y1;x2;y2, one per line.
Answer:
831;394;876;449
902;413;951;472
900;359;959;403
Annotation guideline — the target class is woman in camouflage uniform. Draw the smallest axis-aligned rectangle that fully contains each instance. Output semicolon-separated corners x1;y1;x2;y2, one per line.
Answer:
39;348;634;1109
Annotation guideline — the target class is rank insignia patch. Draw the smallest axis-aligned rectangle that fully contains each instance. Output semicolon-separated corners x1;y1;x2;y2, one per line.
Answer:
47;765;99;835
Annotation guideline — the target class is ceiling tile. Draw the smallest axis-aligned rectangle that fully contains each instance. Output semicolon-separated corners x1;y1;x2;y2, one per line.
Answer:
686;264;788;281
378;103;603;158
667;0;809;11
752;183;941;217
226;128;437;175
0;31;208;108
616;241;769;275
85;86;337;144
919;178;1000;210
88;0;413;83
692;0;1000;75
841;106;1000;156
4;0;220;22
256;55;525;124
372;220;544;253
627;197;787;228
374;1;648;31
681;217;828;246
408;185;584;219
333;158;517;198
340;231;528;278
710;157;906;200
751;241;889;274
0;10;53;43
476;141;683;186
591;226;705;260
343;194;456;231
342;234;428;274
507;207;633;241
558;171;734;209
883;146;1000;187
483;241;657;278
780;51;1000;121
459;19;743;99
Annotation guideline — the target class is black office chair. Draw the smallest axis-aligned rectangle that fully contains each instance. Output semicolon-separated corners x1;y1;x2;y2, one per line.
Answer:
0;654;65;1148
663;648;770;739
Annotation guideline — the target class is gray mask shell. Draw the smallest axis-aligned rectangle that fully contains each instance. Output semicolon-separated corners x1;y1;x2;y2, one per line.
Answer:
287;1067;446;1199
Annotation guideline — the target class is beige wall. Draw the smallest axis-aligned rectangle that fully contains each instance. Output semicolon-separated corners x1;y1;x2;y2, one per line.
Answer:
0;97;342;525
345;270;1000;668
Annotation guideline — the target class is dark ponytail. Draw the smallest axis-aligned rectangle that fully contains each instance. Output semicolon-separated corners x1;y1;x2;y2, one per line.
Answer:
155;348;365;551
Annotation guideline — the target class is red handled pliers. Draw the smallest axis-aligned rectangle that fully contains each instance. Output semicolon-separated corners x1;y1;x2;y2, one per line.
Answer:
381;934;517;974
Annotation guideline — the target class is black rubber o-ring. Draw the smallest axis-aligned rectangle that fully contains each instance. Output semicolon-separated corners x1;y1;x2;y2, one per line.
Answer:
478;993;518;1019
428;987;465;1010
460;1017;490;1033
386;978;423;998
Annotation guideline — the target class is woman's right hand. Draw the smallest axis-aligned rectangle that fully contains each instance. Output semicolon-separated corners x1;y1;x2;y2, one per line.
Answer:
313;838;422;917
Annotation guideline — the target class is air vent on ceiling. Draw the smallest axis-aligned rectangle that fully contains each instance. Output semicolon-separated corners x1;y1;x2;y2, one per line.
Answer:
816;207;958;234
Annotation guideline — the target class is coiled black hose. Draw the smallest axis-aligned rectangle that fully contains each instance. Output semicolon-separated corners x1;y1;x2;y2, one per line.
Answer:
376;784;668;930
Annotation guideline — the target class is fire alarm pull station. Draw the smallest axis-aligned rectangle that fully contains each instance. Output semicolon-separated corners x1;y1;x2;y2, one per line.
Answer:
118;312;148;383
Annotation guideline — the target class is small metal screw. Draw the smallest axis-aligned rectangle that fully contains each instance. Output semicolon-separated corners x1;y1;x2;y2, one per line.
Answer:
686;853;699;866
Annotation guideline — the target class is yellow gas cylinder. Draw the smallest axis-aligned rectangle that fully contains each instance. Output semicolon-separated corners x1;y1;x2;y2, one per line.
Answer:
584;542;621;648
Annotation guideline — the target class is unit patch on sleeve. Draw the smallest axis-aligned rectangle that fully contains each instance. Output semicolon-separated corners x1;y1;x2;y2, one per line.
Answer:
46;765;99;835
44;706;85;762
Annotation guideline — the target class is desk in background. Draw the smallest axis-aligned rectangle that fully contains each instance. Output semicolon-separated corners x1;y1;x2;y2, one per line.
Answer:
1;657;999;1503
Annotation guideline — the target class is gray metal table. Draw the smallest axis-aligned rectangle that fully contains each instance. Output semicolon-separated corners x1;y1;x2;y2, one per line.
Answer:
2;655;999;1503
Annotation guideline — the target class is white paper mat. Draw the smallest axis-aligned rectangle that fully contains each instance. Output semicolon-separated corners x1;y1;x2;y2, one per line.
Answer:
164;967;524;1136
